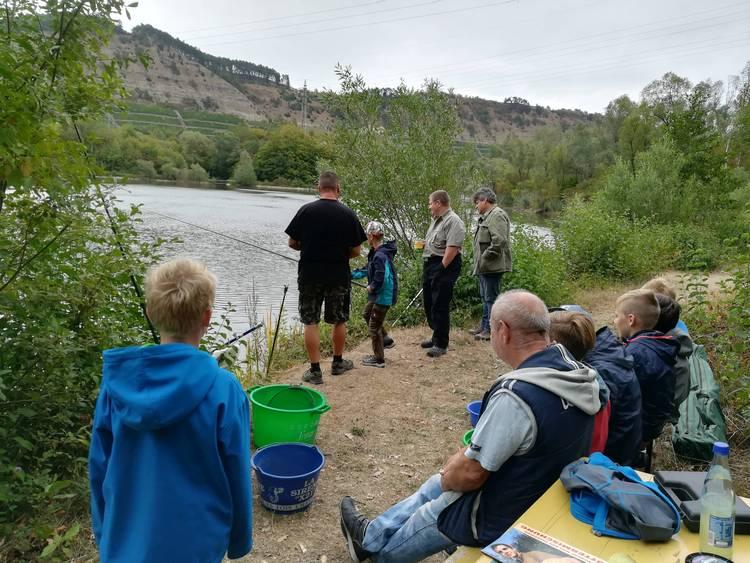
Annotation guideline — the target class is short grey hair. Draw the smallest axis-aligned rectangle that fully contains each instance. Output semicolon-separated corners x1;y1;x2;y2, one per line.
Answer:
491;289;550;335
472;187;497;204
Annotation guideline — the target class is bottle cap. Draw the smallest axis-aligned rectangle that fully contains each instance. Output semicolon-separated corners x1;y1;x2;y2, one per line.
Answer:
713;441;730;456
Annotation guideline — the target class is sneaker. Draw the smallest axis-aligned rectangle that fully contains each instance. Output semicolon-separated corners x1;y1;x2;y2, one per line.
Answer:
474;330;491;341
302;368;323;385
340;497;371;563
383;336;395;349
468;326;483;336
331;358;355;375
362;355;385;368
426;346;447;358
420;339;434;349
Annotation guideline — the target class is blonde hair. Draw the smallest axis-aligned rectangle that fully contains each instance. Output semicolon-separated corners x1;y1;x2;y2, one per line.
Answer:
616;289;660;330
642;277;676;300
146;259;216;337
549;311;596;361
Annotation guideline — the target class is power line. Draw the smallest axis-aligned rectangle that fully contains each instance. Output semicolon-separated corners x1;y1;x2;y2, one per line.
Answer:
175;0;389;35
458;36;750;93
198;0;518;48
182;0;444;42
370;1;750;82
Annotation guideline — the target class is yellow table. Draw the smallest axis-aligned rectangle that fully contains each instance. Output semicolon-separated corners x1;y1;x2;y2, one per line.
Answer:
446;479;749;562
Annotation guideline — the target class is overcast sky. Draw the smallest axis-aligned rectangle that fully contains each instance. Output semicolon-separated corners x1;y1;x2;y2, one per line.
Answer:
122;0;750;113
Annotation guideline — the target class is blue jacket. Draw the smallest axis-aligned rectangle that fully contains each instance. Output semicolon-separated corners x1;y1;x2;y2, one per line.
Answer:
585;327;643;465
89;344;252;563
625;330;679;442
367;240;398;306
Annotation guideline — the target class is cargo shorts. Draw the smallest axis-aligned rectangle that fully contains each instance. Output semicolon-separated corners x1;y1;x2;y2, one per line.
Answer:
298;282;351;325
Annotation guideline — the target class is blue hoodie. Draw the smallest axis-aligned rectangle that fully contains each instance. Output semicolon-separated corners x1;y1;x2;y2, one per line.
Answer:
366;240;399;306
585;327;643;465
89;343;252;563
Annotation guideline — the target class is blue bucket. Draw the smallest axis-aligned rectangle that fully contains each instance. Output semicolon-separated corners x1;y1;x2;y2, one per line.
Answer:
466;400;482;427
251;443;325;514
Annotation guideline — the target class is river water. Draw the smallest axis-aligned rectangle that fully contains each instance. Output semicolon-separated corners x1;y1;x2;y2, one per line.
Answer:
116;184;314;334
116;184;552;337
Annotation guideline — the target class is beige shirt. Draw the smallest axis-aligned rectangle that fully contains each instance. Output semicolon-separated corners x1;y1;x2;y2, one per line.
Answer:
423;208;466;258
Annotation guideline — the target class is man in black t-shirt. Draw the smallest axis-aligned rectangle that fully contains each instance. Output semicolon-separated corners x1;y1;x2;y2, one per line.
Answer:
285;171;367;384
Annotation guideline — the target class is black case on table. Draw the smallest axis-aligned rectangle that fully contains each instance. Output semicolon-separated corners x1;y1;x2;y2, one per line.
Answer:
654;470;750;534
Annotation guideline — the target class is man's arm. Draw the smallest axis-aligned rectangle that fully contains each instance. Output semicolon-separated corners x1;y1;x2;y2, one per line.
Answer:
440;448;490;492
288;238;301;251
442;245;460;269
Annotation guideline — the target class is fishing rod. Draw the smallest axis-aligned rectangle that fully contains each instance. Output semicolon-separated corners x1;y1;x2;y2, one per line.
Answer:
210;321;265;361
142;208;368;288
391;288;424;327
73;123;159;344
265;285;288;377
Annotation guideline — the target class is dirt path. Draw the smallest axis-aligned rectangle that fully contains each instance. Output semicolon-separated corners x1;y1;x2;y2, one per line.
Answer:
237;327;504;563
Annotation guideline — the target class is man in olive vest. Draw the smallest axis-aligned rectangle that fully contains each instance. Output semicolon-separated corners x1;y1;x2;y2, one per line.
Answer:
471;188;512;341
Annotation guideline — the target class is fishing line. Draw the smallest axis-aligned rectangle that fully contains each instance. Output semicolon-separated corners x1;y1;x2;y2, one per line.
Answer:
141;208;369;288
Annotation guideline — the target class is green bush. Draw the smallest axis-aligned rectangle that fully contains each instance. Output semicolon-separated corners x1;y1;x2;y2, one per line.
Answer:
557;196;674;280
177;163;210;183
230;151;257;187
504;227;571;306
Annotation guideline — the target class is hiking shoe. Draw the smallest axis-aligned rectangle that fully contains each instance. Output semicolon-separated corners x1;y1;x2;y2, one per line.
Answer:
426;346;447;358
362;355;385;368
383;336;395;349
340;496;371;563
474;330;491;341
469;326;483;336
302;368;323;385
331;358;354;375
420;339;434;349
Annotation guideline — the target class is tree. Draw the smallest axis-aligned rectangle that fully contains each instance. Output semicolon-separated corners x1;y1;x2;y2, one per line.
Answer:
231;151;257;187
254;124;323;186
0;1;161;556
177;130;216;172
209;132;241;180
323;65;480;249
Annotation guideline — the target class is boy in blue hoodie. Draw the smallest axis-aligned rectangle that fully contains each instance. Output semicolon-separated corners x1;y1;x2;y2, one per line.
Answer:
614;289;679;445
361;221;398;368
88;259;252;563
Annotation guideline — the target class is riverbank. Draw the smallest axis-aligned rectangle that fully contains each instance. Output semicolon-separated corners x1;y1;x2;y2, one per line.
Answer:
98;175;316;194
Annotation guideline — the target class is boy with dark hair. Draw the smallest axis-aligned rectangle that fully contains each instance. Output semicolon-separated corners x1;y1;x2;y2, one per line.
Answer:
89;259;252;563
653;292;694;423
614;289;679;444
361;221;398;368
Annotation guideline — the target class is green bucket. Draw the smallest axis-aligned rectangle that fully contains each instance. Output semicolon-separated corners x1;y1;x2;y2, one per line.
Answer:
247;384;331;448
462;429;474;446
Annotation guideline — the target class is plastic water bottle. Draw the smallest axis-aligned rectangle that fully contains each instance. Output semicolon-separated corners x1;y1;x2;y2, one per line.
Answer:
699;441;735;560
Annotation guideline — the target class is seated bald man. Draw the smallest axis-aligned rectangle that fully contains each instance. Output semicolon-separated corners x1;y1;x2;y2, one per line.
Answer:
339;289;600;562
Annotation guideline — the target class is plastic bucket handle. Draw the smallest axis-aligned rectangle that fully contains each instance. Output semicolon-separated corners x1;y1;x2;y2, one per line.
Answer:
265;384;318;409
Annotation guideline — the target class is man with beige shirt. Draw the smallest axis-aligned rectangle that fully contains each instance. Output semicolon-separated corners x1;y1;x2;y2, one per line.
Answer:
420;190;466;358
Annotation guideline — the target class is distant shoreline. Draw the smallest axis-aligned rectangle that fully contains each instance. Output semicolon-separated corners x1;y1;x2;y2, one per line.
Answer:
96;176;315;194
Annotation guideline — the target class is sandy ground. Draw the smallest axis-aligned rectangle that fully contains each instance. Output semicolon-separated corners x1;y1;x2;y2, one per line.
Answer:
235;270;745;563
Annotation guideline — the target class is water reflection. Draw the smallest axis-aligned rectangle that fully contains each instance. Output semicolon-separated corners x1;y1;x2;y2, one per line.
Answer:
116;184;314;334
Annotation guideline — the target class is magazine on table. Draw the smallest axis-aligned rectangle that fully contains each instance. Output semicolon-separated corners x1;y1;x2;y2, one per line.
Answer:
481;523;606;563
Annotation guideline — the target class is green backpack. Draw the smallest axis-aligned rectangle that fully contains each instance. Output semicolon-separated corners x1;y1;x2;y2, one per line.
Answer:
672;344;727;461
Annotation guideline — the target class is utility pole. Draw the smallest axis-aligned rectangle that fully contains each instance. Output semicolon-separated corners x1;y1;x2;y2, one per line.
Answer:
302;80;308;130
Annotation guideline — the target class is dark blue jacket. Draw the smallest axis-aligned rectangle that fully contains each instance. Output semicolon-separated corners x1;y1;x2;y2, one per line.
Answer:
89;344;252;563
585;327;642;465
437;347;594;546
366;240;398;306
625;330;679;442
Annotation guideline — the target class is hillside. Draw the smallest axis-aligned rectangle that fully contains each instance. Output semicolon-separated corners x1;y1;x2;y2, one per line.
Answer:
106;25;598;141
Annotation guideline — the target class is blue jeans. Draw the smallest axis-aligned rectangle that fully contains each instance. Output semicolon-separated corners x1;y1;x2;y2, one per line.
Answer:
478;273;503;332
362;474;459;562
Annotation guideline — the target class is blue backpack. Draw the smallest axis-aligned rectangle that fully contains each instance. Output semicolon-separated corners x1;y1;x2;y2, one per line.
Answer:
560;453;680;541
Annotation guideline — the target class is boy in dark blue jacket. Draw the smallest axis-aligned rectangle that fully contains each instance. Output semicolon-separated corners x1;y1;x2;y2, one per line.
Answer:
614;289;679;444
88;259;252;563
361;221;398;368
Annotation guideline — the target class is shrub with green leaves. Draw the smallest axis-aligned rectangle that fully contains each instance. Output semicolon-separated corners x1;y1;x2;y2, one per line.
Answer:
231;151;257;187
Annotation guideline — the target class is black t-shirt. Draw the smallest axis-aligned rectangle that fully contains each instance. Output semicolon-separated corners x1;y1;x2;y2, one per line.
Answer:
285;199;366;285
